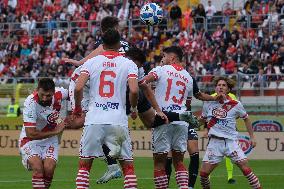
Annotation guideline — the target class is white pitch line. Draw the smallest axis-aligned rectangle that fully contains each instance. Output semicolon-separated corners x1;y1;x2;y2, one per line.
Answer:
0;173;283;183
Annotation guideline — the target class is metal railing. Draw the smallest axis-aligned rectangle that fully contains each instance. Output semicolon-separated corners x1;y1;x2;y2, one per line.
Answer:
1;13;283;38
0;74;283;115
1;74;284;97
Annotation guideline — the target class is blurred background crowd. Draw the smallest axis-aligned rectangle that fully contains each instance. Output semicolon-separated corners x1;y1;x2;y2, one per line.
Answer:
0;0;284;88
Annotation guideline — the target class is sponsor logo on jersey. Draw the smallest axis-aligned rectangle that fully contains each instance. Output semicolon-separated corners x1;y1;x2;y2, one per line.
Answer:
252;120;283;132
94;102;119;111
212;107;227;118
162;104;181;112
238;135;253;155
47;111;60;124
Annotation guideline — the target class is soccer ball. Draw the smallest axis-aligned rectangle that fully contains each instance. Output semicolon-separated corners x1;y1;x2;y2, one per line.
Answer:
140;3;163;26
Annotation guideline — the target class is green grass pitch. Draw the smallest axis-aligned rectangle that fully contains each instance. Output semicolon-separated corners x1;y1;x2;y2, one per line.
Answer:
0;156;283;189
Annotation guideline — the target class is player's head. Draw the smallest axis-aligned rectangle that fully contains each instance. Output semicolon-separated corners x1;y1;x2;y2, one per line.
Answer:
125;47;146;68
101;16;119;33
37;78;55;107
213;76;235;95
102;28;121;51
161;46;183;65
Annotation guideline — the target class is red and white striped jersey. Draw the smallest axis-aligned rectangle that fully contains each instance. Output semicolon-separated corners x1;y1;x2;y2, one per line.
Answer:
149;64;193;113
201;98;248;140
80;51;138;126
19;87;68;144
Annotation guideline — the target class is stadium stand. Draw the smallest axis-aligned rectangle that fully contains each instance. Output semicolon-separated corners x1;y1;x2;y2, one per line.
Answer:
0;0;284;117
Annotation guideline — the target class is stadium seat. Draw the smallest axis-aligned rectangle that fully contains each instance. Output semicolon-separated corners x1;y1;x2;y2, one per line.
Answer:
278;82;284;89
269;82;278;89
242;82;251;89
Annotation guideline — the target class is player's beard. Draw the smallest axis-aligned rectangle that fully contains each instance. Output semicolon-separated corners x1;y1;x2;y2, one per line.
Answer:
38;100;52;107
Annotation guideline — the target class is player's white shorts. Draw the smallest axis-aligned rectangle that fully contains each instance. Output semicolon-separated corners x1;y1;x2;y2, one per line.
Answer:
203;136;247;164
79;124;133;160
152;121;188;154
19;140;59;170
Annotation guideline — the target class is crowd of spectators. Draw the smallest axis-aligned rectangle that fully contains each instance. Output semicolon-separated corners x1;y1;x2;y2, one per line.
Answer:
0;0;284;89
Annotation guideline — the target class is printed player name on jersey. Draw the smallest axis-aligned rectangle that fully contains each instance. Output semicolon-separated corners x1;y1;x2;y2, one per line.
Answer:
166;71;189;83
103;61;117;68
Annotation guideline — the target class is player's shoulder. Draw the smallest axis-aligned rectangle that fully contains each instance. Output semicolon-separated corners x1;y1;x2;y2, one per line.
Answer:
55;87;67;93
24;92;38;107
55;87;68;100
118;56;135;65
71;65;83;77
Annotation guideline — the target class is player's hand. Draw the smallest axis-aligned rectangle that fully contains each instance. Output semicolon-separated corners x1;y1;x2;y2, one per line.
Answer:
156;111;169;124
73;106;83;118
250;136;257;148
214;94;226;102
62;58;81;66
130;106;138;120
55;121;66;134
203;128;209;138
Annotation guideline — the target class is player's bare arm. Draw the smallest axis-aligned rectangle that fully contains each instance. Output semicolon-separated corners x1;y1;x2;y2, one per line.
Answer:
128;78;139;119
63;45;105;66
74;73;89;115
195;92;225;101
243;117;256;148
25;121;65;140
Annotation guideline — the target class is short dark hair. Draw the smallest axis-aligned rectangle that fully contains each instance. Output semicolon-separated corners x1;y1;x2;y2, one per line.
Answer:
101;16;119;33
125;47;146;65
38;78;55;91
102;28;121;47
163;46;184;62
213;76;235;91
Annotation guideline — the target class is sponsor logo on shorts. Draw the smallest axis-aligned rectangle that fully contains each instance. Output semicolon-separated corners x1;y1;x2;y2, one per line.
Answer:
162;105;181;112
212;107;227;118
238;135;253;155
94;102;119;111
252;120;283;132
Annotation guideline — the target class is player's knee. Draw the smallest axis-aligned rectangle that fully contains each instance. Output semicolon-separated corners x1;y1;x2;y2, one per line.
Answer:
33;171;44;178
44;165;56;176
78;160;92;171
187;143;199;154
200;171;209;178
122;162;135;176
31;164;44;175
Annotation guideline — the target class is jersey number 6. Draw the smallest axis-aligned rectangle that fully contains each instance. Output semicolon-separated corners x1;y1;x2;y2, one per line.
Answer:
99;71;116;98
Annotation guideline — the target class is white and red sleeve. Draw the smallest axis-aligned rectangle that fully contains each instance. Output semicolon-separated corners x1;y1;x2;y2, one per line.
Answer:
80;59;93;76
127;61;138;80
236;102;248;119
58;87;69;100
148;66;162;81
23;98;37;128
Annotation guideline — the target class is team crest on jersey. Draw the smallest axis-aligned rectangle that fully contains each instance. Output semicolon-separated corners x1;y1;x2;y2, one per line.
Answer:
238;135;253;155
212;107;227;118
47;111;60;124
